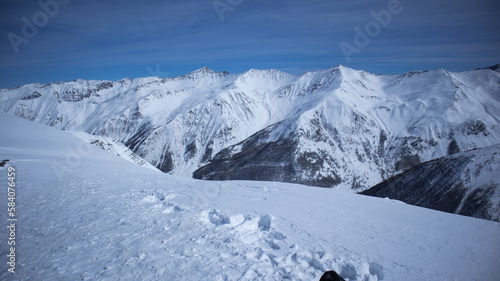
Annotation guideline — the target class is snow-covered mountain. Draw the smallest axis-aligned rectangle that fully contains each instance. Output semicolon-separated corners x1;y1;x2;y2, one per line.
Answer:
1;65;499;190
70;131;160;171
1;113;500;281
361;144;500;222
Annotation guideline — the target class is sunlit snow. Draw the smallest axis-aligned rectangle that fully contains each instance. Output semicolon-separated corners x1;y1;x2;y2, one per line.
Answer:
1;114;499;280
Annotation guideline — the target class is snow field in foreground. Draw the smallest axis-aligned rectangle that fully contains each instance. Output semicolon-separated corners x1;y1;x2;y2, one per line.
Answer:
0;114;499;280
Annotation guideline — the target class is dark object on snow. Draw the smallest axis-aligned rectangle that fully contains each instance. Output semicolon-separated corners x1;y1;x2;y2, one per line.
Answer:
0;159;9;167
320;270;345;281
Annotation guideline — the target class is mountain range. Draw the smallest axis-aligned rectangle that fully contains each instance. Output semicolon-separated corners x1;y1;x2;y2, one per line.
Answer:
1;65;499;193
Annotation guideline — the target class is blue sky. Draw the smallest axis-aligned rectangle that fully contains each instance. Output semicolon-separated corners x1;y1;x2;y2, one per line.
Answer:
0;0;499;88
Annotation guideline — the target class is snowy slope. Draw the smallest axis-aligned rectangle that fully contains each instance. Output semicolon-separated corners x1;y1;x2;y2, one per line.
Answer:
194;66;500;189
361;144;500;222
1;66;500;190
70;131;159;171
1;114;500;280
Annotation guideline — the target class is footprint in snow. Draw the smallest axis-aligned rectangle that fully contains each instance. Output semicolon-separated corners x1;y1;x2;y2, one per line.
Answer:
208;209;230;225
199;210;382;280
133;189;184;214
258;214;272;231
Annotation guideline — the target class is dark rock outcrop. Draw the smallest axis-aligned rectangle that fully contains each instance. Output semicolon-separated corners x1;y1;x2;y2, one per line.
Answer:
361;144;500;222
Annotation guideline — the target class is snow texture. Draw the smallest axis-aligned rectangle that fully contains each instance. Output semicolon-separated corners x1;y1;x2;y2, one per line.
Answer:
1;113;500;280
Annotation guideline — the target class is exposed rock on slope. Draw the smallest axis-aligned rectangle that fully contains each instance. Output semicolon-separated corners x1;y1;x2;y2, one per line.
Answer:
360;144;500;222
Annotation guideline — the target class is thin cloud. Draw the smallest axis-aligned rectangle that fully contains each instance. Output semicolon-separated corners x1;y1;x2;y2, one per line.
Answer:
0;0;499;88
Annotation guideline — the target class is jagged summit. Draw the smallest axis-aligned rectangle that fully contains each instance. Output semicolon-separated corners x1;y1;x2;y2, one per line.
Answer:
192;66;216;73
182;66;231;80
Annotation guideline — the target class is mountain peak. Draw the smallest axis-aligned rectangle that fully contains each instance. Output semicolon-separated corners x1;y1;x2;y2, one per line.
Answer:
193;66;215;73
240;68;294;79
183;67;231;79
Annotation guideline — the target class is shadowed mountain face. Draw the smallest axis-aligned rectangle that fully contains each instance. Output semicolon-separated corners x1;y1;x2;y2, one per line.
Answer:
192;120;343;187
360;144;500;222
192;118;344;187
1;65;500;190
